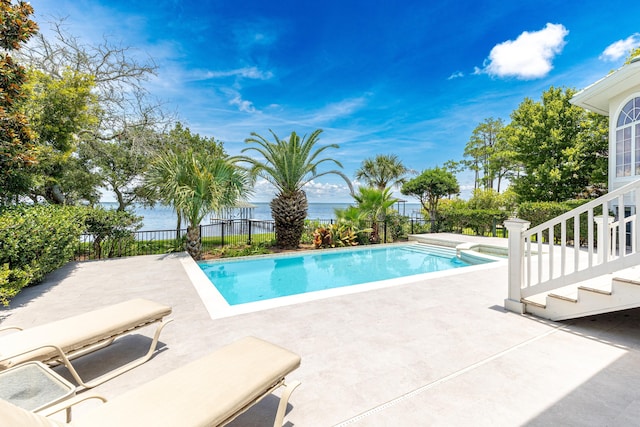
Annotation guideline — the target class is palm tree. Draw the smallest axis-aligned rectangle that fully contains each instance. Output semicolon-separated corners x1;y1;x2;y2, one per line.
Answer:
145;149;250;259
236;129;352;249
354;154;410;190
353;186;396;242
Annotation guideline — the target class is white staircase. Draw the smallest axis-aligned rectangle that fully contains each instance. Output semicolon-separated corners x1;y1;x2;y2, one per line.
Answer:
522;266;640;321
504;179;640;321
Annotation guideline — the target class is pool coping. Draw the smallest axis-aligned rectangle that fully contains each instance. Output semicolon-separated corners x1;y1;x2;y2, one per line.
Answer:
180;241;508;319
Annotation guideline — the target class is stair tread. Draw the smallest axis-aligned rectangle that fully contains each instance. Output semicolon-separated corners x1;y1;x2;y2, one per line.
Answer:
522;266;640;320
577;285;612;295
524;275;613;312
548;293;578;302
612;265;640;283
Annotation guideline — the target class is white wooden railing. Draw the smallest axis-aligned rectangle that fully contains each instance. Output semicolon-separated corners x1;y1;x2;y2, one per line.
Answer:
504;179;640;314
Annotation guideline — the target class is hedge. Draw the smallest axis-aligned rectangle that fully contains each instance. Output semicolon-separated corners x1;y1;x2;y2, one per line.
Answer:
0;205;86;305
517;200;598;245
438;207;508;236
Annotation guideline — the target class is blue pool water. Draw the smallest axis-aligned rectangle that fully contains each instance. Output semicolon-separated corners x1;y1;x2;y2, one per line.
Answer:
197;244;484;305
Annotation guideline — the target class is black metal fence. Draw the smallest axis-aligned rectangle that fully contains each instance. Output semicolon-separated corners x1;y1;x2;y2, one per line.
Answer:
74;217;507;261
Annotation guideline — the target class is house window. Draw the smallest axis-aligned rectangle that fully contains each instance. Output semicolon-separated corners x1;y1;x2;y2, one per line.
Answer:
616;97;640;177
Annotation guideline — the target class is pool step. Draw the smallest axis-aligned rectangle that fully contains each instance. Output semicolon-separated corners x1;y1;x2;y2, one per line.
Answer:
408;244;457;258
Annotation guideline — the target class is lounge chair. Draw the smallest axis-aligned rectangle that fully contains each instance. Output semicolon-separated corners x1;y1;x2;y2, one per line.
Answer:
0;298;172;389
0;336;302;427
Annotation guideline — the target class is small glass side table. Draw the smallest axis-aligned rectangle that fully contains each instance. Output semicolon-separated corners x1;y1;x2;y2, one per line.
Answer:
0;361;76;413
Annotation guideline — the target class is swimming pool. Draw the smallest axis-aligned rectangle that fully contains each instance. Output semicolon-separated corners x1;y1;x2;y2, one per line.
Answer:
196;244;492;306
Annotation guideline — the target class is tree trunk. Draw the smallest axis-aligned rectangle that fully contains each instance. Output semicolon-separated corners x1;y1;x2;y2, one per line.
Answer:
45;184;66;204
185;225;202;260
270;190;308;249
175;212;182;240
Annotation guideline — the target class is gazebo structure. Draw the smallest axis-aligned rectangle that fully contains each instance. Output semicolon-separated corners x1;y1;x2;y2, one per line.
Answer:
211;200;256;222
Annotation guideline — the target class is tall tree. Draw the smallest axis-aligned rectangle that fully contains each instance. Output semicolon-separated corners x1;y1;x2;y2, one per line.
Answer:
464;117;504;191
489;126;520;193
236;129;352;249
0;0;38;204
17;20;169;204
442;159;466;176
354;154;410;190
82;129;154;211
160;122;226;157
144;149;249;259
508;86;608;202
401;167;459;223
21;68;100;204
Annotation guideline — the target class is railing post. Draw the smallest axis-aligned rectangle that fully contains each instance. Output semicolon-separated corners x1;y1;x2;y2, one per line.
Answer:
504;218;530;314
594;215;614;264
248;219;252;245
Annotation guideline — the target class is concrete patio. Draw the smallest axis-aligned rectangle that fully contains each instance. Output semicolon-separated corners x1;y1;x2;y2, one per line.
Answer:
2;235;640;426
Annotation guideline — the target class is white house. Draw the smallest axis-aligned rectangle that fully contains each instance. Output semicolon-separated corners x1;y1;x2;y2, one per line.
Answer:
504;58;640;320
571;57;640;195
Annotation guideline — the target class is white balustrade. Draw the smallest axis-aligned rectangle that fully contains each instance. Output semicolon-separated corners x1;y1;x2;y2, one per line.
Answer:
505;179;640;312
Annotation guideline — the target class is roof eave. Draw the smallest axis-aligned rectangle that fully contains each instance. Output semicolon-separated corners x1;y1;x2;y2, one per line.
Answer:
571;60;640;116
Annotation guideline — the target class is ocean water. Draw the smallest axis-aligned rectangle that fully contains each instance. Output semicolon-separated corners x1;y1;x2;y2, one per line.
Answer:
100;201;423;231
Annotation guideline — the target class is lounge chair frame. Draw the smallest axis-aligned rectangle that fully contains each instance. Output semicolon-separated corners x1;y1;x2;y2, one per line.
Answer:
40;378;301;426
0;299;172;389
0;336;302;427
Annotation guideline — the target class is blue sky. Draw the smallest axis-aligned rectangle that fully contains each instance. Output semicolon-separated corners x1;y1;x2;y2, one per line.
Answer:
28;0;640;202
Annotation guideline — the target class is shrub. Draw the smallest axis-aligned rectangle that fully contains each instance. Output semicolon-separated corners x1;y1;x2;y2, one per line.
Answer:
517;201;569;227
518;200;598;245
217;243;273;258
301;219;324;244
438;202;508;236
313;222;363;248
82;208;142;259
0;205;86;305
384;212;409;242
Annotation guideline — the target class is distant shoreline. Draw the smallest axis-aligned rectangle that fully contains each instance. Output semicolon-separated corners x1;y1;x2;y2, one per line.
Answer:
99;201;423;232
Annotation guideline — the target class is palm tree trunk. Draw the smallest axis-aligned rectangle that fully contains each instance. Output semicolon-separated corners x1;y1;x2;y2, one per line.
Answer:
270;190;308;249
186;225;202;260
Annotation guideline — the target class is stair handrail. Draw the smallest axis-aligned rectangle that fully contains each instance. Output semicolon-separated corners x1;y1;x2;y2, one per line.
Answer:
505;179;640;314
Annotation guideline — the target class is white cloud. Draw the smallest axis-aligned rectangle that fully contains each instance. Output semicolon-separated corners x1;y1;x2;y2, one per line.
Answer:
303;180;353;201
204;66;273;80
304;95;369;123
480;23;568;80
600;33;640;61
448;71;464;80
229;94;257;113
247;179;354;202
250;179;276;201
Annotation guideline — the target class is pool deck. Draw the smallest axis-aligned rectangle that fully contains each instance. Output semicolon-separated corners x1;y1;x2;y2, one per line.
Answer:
3;233;640;426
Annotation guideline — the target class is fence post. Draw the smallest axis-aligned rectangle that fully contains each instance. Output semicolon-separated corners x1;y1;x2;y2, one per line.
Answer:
504;218;530;314
248;219;252;245
220;221;224;247
384;222;387;243
492;218;497;237
411;219;414;234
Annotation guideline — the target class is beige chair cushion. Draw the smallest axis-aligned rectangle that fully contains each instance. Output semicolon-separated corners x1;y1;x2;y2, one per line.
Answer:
74;336;301;427
0;299;172;369
0;399;65;427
